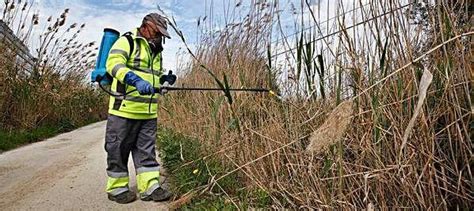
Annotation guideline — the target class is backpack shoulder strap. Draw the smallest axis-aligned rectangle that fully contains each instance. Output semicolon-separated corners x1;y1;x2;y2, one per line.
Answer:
122;32;134;58
160;52;163;71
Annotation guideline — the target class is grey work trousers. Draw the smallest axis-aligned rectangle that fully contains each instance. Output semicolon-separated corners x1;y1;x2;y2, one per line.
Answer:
104;114;159;179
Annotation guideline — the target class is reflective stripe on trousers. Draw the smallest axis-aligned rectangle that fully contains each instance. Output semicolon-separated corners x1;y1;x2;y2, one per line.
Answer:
137;167;160;197
104;114;160;195
106;176;129;195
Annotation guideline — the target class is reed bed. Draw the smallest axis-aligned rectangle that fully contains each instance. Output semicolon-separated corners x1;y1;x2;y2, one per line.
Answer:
0;0;106;132
160;0;472;209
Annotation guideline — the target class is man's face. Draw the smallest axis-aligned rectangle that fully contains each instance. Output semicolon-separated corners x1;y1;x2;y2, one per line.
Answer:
145;21;163;41
144;22;164;52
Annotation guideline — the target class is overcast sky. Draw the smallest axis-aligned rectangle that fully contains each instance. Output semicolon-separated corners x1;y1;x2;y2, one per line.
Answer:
1;0;366;72
27;0;210;72
1;0;296;72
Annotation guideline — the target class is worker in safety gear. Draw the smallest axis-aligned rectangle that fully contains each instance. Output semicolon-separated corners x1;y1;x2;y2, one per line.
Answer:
104;13;172;204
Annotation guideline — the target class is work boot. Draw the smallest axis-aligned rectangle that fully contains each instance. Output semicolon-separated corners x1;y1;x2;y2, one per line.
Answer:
141;187;172;202
108;190;137;204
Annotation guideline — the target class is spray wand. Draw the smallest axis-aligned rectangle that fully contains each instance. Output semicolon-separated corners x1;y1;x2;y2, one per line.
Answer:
97;70;280;98
154;71;280;98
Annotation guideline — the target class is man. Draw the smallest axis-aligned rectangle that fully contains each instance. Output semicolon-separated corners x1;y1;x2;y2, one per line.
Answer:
104;13;172;204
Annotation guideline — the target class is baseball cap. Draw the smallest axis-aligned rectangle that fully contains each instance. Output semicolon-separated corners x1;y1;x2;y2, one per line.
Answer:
143;13;171;39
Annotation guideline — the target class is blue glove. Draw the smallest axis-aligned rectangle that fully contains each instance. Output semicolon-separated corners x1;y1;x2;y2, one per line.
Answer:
124;72;154;95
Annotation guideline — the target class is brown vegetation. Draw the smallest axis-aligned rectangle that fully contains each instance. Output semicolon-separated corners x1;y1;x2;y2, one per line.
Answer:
0;0;106;132
160;0;472;209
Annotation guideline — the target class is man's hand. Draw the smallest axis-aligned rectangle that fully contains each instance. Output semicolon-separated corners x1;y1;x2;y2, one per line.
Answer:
124;72;155;95
159;71;177;85
135;80;155;95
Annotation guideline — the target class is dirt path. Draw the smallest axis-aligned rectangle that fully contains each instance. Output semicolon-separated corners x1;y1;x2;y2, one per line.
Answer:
0;121;169;210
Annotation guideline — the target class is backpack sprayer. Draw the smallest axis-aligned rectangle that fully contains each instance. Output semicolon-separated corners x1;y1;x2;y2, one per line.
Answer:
91;28;277;97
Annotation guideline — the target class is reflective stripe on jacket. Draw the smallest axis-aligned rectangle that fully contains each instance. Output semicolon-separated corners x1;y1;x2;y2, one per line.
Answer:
106;29;163;119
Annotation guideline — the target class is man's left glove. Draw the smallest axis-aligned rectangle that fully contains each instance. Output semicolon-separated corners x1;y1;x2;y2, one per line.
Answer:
159;71;177;85
124;72;155;95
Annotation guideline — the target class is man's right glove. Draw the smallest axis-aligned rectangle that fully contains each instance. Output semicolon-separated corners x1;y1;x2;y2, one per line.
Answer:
124;72;154;95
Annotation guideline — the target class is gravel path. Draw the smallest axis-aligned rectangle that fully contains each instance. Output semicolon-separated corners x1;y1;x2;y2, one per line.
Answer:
0;121;169;210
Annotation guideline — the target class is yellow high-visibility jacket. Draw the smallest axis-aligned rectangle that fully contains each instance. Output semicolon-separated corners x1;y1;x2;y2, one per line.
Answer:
106;29;163;120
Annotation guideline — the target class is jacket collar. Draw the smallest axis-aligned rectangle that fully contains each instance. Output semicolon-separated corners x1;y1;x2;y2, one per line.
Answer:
130;28;160;57
132;28;144;39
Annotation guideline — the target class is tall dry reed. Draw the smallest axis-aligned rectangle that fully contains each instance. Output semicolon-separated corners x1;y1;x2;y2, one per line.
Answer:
0;1;106;131
160;0;472;209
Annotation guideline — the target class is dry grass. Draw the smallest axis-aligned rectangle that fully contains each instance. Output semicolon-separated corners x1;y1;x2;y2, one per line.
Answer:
0;1;106;131
306;100;353;154
158;0;472;209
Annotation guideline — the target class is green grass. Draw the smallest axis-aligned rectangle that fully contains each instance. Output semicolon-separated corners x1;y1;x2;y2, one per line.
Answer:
180;196;241;210
157;128;273;209
0;118;101;152
157;128;239;193
0;126;59;151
